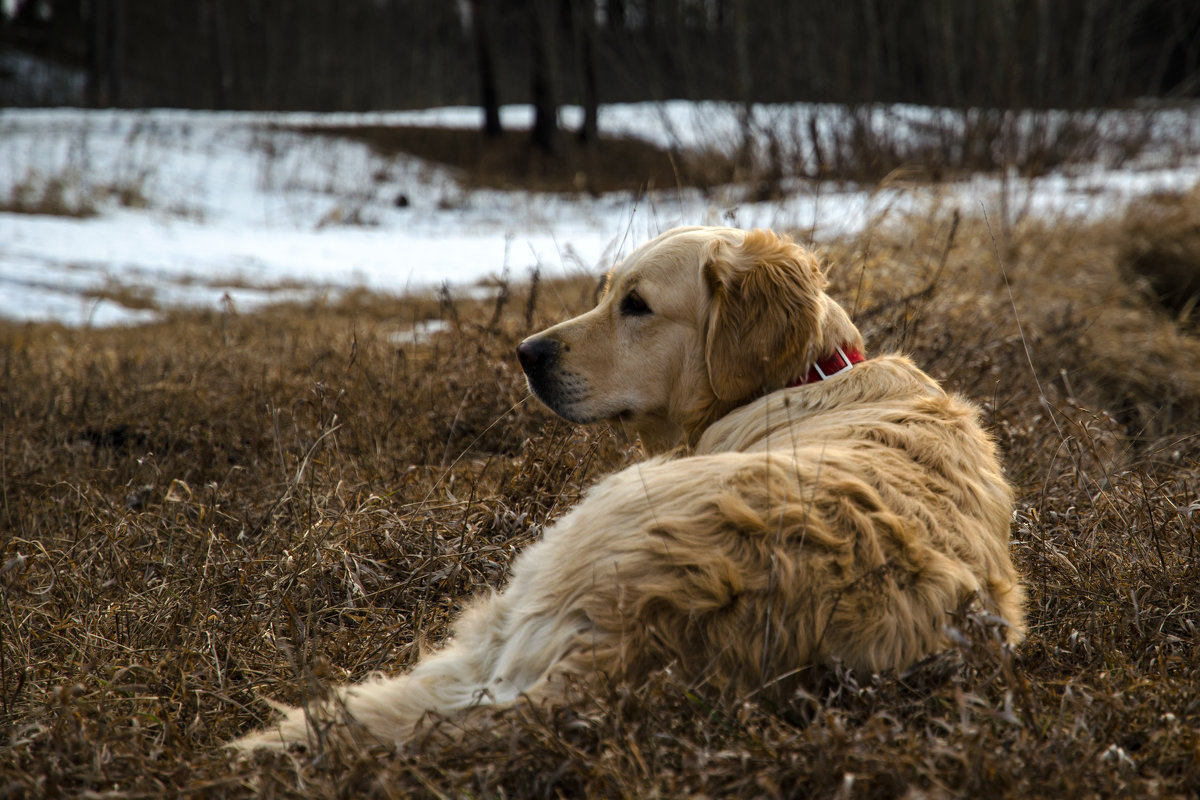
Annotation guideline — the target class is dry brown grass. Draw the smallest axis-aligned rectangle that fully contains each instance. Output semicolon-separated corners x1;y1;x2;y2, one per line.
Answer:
0;169;150;219
1;202;1198;797
1118;184;1200;329
0;170;99;218
294;124;737;194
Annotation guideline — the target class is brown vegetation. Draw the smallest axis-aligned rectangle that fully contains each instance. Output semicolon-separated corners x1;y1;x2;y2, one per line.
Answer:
0;170;98;218
297;123;733;194
1;200;1198;797
0;169;150;219
1119;186;1200;327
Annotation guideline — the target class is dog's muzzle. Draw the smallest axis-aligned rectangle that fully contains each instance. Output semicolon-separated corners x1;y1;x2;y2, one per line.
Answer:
517;337;592;423
517;336;561;385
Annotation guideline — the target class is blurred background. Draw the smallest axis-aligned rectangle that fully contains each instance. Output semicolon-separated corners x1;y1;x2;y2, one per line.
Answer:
4;1;1199;115
2;1;1200;326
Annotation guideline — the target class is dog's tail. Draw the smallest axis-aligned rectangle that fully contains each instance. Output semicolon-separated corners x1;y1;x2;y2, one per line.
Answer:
230;585;596;751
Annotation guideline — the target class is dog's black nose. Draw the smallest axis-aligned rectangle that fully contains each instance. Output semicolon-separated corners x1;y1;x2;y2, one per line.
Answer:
517;337;560;375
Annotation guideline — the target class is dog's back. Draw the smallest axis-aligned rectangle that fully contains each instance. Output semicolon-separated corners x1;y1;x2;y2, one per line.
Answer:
689;353;1023;677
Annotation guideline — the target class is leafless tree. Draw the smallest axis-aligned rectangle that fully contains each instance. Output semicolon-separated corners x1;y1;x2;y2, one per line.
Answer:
4;0;1198;113
469;0;503;137
571;0;599;144
529;0;559;153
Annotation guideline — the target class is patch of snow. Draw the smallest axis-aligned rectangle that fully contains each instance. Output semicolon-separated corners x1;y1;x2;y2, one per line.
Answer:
388;319;452;347
1;102;1198;326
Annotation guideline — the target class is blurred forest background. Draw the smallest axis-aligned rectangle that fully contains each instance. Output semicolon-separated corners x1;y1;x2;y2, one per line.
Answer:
3;0;1200;118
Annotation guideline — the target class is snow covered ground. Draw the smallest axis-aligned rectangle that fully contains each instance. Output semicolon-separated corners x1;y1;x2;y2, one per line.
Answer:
1;101;1199;326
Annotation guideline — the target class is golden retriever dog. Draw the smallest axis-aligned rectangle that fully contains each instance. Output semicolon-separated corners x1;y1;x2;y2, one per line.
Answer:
234;226;1024;751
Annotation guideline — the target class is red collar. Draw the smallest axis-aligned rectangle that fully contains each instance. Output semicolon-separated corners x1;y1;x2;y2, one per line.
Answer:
790;346;865;387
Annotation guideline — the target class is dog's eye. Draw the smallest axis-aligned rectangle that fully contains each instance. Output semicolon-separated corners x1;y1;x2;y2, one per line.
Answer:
620;290;651;317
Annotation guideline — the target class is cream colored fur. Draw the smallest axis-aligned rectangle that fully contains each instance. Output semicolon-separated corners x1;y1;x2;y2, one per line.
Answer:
233;226;1024;751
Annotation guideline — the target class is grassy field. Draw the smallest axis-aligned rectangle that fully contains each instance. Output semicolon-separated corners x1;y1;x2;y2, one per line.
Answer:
2;191;1199;797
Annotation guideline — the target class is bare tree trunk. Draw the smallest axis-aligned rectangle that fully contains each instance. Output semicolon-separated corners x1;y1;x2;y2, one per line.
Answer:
85;0;102;106
607;0;626;32
529;0;559;154
105;0;123;105
938;0;961;108
573;0;599;144
205;0;232;109
1032;0;1052;106
862;0;880;99
732;0;753;170
1072;0;1097;107
85;0;123;106
469;0;503;137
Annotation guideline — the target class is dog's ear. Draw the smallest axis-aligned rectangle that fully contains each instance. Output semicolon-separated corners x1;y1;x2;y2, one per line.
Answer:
703;229;827;402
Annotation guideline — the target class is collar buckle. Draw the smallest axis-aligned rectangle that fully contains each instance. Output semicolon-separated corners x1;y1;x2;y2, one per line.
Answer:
790;345;865;387
811;345;855;381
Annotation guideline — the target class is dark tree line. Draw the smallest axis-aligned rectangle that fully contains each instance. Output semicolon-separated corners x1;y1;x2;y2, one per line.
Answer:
1;0;473;110
3;0;1199;121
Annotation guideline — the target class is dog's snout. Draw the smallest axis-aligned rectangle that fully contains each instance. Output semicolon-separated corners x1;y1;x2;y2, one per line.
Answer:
517;337;561;376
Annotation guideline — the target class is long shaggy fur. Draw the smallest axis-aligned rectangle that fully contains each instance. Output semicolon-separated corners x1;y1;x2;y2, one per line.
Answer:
233;226;1024;751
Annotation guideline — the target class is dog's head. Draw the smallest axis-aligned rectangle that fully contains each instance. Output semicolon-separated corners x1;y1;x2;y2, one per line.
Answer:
517;226;863;451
